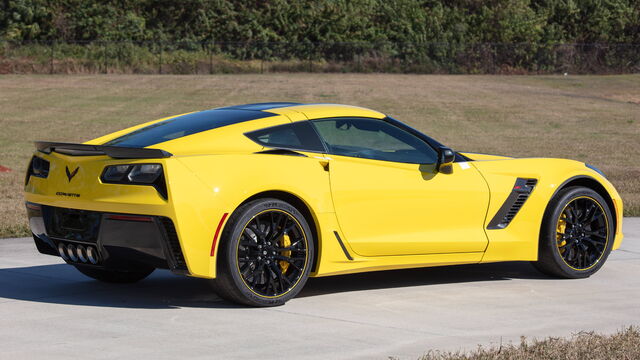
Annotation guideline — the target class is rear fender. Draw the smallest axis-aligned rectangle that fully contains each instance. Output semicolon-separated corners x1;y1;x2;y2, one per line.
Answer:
175;153;334;278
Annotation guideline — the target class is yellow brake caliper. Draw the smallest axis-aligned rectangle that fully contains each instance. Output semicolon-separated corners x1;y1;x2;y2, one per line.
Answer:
557;213;567;253
278;233;291;274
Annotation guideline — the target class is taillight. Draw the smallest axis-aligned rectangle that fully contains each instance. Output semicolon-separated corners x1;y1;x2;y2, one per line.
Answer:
100;163;167;199
25;156;50;185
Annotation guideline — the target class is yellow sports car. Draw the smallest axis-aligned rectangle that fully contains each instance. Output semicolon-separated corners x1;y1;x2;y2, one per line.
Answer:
24;103;624;306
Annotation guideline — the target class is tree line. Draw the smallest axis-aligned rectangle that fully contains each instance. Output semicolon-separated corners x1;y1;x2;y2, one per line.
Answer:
1;1;638;74
2;0;638;45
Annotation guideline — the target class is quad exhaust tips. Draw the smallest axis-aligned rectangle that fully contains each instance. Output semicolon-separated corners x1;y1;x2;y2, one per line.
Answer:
76;245;88;263
57;242;100;265
57;243;68;260
67;244;78;262
86;246;99;264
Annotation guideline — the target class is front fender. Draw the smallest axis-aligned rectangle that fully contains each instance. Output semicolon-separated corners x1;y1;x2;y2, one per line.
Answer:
472;158;623;262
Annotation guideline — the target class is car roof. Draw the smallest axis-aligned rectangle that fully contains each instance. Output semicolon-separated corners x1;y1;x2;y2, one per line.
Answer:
221;102;387;120
88;103;386;148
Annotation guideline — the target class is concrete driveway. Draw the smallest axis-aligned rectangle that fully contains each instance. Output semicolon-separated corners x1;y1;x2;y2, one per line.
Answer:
1;218;638;360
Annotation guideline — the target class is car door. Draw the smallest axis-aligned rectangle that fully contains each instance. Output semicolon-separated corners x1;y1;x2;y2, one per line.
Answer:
311;117;490;257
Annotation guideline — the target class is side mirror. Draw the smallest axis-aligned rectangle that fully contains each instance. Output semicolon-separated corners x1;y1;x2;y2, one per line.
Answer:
437;146;456;174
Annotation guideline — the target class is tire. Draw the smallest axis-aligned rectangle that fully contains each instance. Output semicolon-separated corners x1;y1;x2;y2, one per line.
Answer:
532;186;614;279
211;198;315;307
74;265;154;283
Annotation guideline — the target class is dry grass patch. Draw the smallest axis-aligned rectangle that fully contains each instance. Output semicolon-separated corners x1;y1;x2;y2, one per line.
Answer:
0;74;638;237
418;327;640;360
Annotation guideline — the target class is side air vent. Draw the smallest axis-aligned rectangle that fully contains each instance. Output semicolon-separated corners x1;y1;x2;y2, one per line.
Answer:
159;217;189;274
256;148;307;157
487;178;538;230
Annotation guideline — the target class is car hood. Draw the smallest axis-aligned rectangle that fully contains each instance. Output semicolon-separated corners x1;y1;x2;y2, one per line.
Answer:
459;152;514;161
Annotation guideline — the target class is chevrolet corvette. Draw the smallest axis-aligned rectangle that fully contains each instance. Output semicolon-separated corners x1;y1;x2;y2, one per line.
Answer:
24;102;624;306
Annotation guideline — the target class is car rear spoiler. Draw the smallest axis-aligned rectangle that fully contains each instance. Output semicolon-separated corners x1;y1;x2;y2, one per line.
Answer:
35;141;173;159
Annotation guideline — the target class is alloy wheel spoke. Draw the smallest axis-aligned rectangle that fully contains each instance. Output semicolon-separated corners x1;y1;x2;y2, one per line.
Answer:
254;215;263;236
269;262;286;292
576;248;584;268
240;262;254;278
274;239;307;252
269;212;280;239
582;247;590;267
565;207;577;224
570;201;582;221
582;238;605;247
589;212;604;224
264;266;276;295
250;264;263;287
243;227;261;243
585;229;606;238
583;203;596;223
275;254;306;262
274;255;304;271
269;216;292;242
239;239;259;248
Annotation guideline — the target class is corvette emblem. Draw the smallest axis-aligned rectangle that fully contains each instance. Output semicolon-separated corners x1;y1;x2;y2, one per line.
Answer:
65;166;79;182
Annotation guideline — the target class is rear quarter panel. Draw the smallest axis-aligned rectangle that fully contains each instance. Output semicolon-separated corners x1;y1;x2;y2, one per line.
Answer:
175;153;334;278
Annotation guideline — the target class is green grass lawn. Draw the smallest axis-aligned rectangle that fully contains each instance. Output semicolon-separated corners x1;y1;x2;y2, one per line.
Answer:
0;74;638;237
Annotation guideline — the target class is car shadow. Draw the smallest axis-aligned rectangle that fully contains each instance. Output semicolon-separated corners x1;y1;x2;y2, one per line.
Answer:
300;261;547;298
0;261;547;309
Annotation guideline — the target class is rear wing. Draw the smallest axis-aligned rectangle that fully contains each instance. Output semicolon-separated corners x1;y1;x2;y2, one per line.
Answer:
35;141;172;159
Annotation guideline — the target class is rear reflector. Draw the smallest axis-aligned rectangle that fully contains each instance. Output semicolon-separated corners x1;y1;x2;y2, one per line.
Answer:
106;214;154;222
26;202;42;211
210;213;229;256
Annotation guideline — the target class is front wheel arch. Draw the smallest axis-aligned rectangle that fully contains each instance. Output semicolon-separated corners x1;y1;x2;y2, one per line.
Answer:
545;176;617;236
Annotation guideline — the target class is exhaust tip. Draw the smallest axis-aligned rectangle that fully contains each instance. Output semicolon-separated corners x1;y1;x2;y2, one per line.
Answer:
57;243;69;260
76;245;88;263
86;246;100;265
66;244;78;262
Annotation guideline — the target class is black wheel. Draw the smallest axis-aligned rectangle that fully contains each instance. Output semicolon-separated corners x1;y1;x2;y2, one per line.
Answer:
74;265;154;283
211;198;314;307
533;186;614;279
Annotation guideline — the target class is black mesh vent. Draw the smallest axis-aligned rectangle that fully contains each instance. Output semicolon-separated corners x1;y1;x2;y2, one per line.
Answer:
525;179;538;187
159;217;188;272
487;178;538;229
501;193;530;224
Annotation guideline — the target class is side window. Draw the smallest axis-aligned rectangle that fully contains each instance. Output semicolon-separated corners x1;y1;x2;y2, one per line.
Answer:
311;118;438;164
245;121;325;152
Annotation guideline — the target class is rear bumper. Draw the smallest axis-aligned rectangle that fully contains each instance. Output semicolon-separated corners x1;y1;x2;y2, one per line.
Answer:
27;202;189;275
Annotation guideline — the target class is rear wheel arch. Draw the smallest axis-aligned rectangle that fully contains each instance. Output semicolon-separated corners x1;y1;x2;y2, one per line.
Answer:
223;190;321;273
